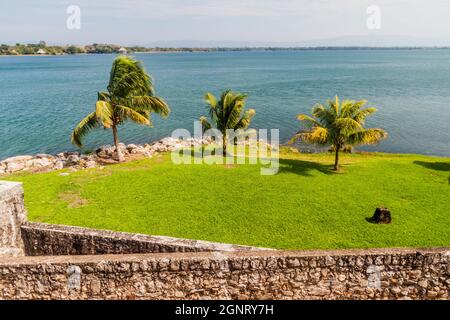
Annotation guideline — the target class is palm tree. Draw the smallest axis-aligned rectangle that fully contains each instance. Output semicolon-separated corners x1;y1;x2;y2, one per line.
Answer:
291;96;387;171
200;90;256;156
71;56;170;161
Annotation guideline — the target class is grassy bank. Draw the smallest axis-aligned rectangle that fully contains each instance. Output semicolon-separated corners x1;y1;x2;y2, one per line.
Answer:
3;150;450;250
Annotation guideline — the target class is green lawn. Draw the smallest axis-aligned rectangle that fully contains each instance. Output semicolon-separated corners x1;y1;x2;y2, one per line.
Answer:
3;149;450;250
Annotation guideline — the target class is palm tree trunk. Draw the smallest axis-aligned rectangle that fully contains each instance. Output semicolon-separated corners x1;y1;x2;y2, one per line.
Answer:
112;125;125;162
334;147;340;171
222;133;227;157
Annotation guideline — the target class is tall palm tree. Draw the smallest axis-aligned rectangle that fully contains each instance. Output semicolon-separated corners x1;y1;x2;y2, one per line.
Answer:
71;56;170;161
200;90;256;156
291;96;387;171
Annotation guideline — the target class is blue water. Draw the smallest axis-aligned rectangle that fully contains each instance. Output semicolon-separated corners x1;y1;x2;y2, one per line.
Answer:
1;50;450;160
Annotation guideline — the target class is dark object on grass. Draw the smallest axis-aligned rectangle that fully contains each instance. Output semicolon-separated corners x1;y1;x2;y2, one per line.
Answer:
369;207;392;224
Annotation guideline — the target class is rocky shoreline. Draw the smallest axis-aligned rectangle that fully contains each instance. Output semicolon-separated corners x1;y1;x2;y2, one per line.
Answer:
0;137;212;176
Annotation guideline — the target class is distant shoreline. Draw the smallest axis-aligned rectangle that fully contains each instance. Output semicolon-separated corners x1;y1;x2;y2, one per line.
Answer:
2;46;450;57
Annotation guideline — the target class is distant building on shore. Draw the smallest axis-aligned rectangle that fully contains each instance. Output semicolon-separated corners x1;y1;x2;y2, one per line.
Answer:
118;47;128;55
36;49;46;55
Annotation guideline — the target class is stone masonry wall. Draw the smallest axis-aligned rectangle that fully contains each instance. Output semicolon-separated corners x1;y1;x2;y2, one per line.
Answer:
21;222;268;256
1;180;449;300
0;248;448;300
0;182;27;256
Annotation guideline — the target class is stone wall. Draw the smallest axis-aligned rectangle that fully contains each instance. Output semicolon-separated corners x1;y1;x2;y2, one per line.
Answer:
1;180;449;300
0;182;27;256
0;248;448;300
21;222;268;256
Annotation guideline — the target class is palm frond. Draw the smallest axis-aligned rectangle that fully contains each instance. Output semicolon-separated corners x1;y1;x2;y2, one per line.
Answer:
204;92;218;108
297;114;321;128
353;107;377;123
347;128;388;145
130;96;170;117
312;104;335;127
116;105;151;126
234;108;256;130
334;117;363;135
199;116;212;132
290;127;329;145
71;112;99;147
95;101;113;128
110;71;149;97
340;100;356;117
225;94;247;128
204;92;220;125
97;91;111;102
107;56;154;98
221;91;233;126
329;96;339;115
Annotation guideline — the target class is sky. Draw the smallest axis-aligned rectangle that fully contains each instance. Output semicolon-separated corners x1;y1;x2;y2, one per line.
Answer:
1;0;450;46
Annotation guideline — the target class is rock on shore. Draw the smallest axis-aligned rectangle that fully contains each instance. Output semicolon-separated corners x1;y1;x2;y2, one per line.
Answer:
0;137;211;176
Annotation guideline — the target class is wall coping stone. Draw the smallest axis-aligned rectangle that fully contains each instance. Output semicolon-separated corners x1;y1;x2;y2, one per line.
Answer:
0;181;22;198
21;221;273;255
1;247;449;266
0;181;26;256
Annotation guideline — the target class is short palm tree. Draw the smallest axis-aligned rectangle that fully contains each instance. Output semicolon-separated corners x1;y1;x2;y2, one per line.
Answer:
291;96;387;171
200;90;256;156
71;56;170;161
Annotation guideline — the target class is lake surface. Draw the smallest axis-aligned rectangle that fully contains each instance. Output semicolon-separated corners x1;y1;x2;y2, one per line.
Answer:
1;50;450;160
